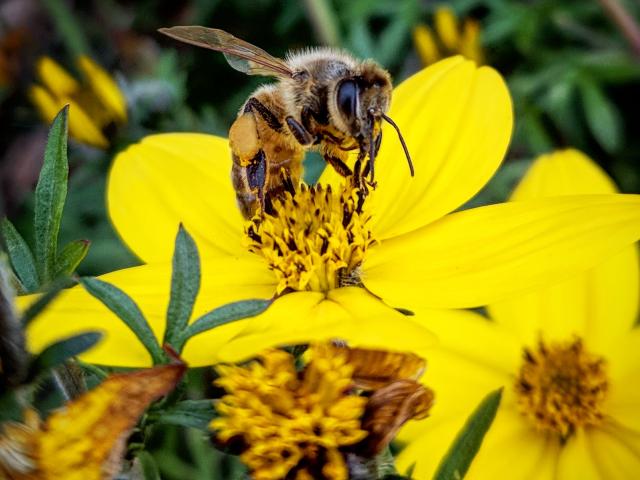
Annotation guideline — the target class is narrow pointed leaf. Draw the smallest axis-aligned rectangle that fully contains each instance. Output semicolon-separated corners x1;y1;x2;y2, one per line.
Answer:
34;105;69;284
579;76;622;153
177;299;271;350
54;239;90;278
136;451;162;480
80;277;164;364
163;225;200;349
433;388;503;480
1;218;39;293
152;399;217;430
30;331;102;374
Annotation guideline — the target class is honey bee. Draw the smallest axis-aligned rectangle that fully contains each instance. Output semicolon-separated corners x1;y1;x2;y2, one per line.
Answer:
159;26;414;218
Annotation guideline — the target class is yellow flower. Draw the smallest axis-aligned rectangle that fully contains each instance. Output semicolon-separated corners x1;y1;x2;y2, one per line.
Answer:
20;57;640;367
212;343;433;479
414;6;484;65
28;56;127;149
0;362;184;479
396;149;640;479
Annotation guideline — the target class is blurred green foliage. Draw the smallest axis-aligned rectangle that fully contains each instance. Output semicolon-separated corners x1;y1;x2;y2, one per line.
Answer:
1;0;640;476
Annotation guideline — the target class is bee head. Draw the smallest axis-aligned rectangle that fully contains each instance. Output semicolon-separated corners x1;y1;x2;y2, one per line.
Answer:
331;62;392;139
330;62;413;179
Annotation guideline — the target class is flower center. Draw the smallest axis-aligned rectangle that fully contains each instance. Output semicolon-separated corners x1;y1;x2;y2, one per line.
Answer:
515;338;608;438
245;184;375;293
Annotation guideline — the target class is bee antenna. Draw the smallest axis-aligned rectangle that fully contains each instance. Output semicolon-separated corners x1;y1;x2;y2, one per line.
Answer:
381;112;414;177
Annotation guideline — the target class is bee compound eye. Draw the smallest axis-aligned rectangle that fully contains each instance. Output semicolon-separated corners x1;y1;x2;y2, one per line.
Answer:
337;79;358;121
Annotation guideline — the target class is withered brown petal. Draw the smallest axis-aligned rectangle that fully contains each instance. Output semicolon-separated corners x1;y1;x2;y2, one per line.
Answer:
356;379;434;457
334;344;426;390
36;362;186;480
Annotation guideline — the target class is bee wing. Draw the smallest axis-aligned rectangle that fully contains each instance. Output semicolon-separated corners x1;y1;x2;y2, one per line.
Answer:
159;26;294;78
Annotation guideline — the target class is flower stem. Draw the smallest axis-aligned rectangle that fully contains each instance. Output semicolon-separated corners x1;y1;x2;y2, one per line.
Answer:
303;0;341;46
597;0;640;58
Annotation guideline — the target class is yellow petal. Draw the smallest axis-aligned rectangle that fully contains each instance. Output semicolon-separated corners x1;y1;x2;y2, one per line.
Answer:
28;84;61;123
434;6;460;51
365;57;512;240
511;149;618;199
460;19;484;64
411;308;522;374
28;86;108;148
67;98;109;148
587;427;640;479
399;406;557;480
36;56;79;97
108;133;247;263
22;257;275;367
556;430;606;480
413;24;441;65
396;415;474;479
216;287;435;363
489;150;639;348
603;328;640;431
77;55;127;123
464;408;558;480
364;194;640;309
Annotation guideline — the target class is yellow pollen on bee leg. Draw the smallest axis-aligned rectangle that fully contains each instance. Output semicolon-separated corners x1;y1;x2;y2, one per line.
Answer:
515;338;608;438
245;184;375;293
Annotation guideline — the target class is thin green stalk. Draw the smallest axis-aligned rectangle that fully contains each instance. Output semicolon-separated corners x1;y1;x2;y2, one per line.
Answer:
598;0;640;58
41;0;90;58
303;0;341;46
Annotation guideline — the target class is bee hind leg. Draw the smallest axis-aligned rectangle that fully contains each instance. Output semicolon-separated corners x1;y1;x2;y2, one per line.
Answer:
247;149;267;215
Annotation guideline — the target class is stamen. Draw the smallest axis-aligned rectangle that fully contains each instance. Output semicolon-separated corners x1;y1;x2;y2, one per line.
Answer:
515;338;608;438
245;183;375;293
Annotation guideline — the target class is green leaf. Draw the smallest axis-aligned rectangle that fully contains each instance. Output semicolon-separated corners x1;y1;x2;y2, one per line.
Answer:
80;277;165;364
0;218;39;293
54;239;90;278
579;76;623;153
433;388;503;480
152;399;217;430
136;451;161;480
30;331;102;373
163;225;201;350
34;105;69;284
177;299;271;351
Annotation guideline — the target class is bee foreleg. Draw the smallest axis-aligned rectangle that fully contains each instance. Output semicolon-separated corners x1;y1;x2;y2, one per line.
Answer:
285;116;314;146
247;149;267;214
362;132;382;184
324;153;353;178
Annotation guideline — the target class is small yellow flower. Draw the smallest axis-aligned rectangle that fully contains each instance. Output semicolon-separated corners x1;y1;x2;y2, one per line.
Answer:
0;362;184;479
396;149;640;479
212;343;433;479
28;56;127;149
20;57;640;367
414;6;484;65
